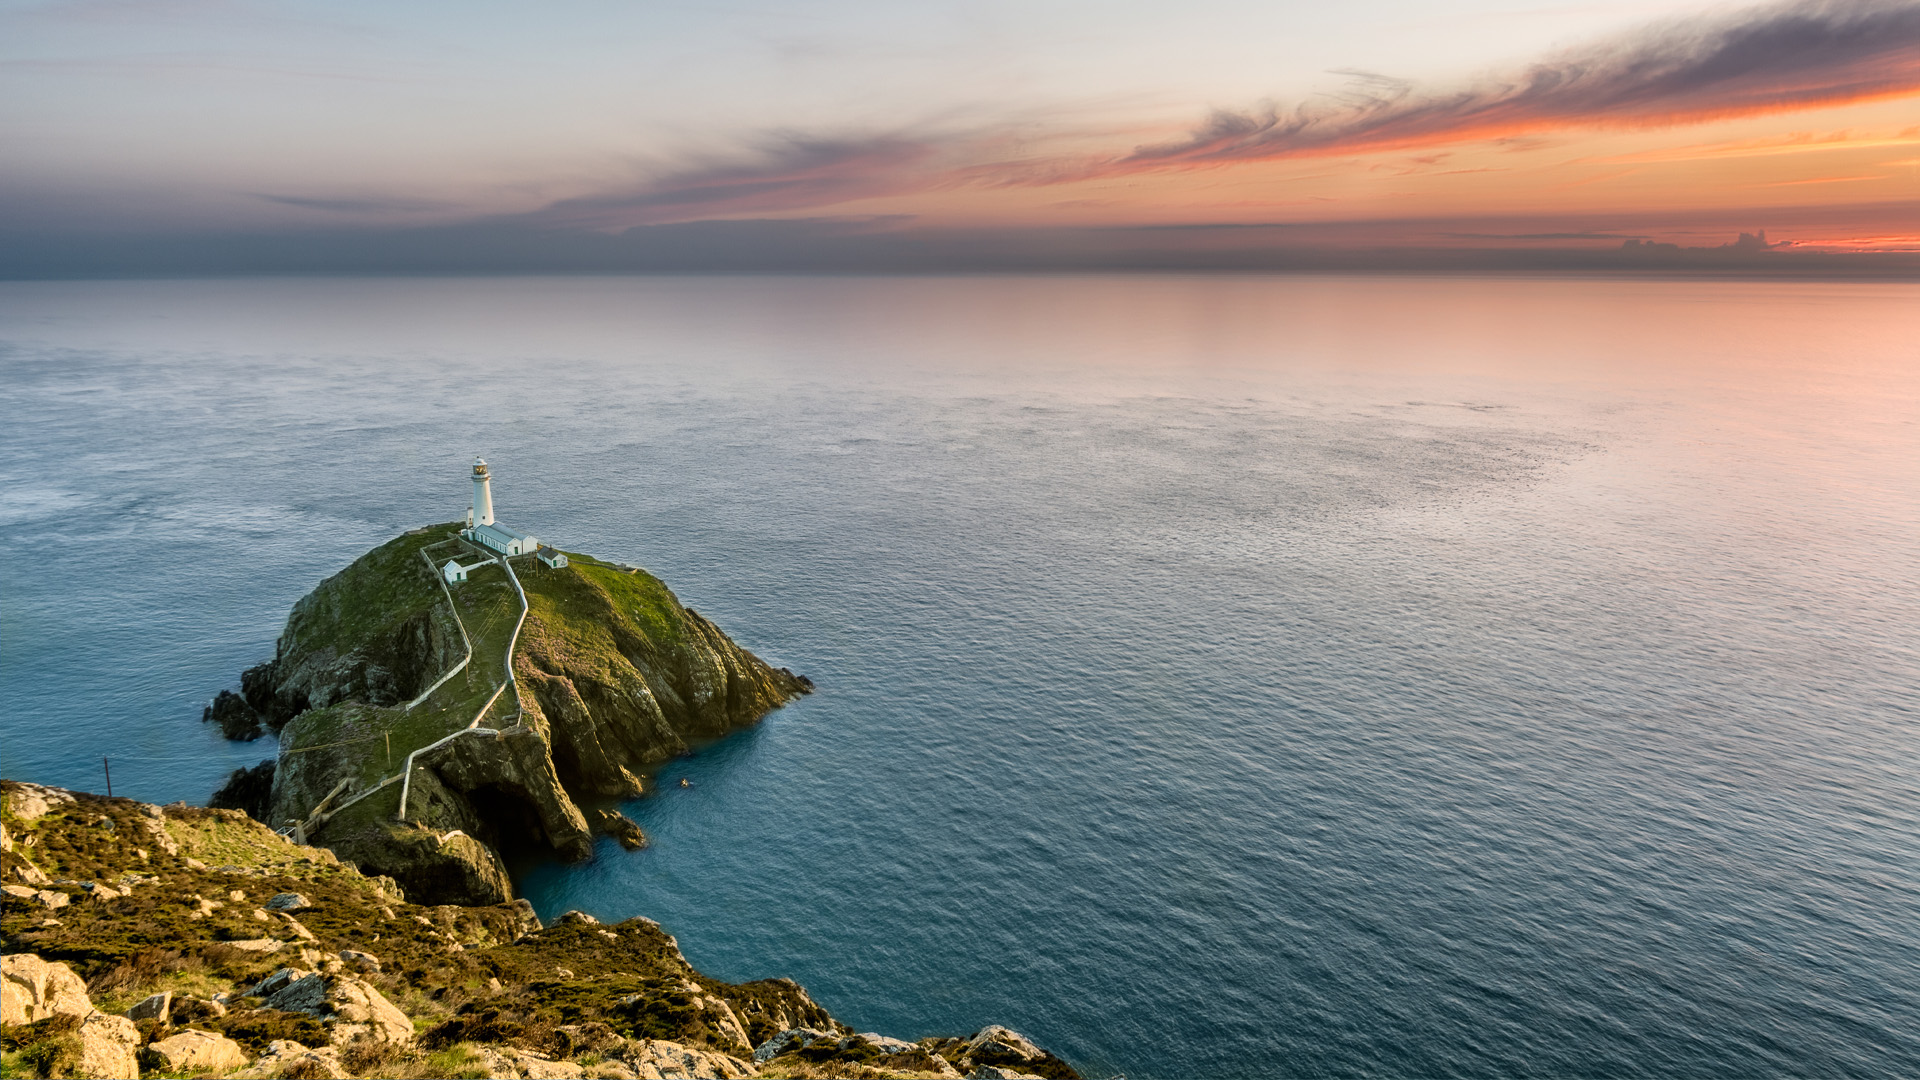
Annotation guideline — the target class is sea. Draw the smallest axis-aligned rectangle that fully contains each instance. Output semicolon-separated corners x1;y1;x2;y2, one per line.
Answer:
2;275;1916;1078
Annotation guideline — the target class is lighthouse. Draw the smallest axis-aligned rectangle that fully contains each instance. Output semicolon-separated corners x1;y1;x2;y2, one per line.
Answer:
471;457;495;526
459;457;541;557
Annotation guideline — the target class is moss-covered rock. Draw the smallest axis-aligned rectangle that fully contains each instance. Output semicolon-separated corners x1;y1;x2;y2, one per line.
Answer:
207;526;809;906
0;782;1077;1079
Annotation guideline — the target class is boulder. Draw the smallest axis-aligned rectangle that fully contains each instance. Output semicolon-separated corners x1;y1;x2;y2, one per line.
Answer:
11;860;50;885
588;809;649;850
625;1039;756;1079
266;891;313;911
76;1012;141;1080
205;689;265;741
225;937;285;952
469;1045;588;1079
751;1027;833;1064
278;912;319;940
6;782;75;822
125;990;172;1023
249;966;313;997
967;1026;1044;1065
172;995;228;1022
6;887;72;910
264;972;414;1044
143;1029;250;1073
856;1032;921;1055
968;1068;1045;1080
2;953;94;1025
340;949;382;973
235;1039;349;1079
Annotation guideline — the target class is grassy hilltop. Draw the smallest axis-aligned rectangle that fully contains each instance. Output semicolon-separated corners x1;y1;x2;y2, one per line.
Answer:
205;524;810;907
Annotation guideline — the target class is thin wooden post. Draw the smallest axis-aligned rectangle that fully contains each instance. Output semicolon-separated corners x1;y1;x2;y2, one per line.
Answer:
385;732;392;767
103;757;112;797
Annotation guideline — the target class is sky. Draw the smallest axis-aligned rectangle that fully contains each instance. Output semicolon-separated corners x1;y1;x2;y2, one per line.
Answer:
2;0;1917;273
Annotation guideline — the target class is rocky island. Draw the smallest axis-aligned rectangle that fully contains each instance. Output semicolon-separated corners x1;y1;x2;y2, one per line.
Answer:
201;521;812;908
1;524;1078;1080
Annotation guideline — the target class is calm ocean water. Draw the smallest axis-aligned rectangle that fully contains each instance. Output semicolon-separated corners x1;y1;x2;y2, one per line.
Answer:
2;275;1917;1078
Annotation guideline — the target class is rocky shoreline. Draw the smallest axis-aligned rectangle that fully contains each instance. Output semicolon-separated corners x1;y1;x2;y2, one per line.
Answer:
4;529;1079;1079
1;781;1078;1079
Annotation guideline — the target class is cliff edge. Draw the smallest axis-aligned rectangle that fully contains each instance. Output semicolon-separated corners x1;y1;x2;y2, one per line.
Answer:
204;525;812;906
1;781;1079;1080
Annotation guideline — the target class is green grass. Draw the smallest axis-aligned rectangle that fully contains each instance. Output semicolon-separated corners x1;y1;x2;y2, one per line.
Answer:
291;525;466;660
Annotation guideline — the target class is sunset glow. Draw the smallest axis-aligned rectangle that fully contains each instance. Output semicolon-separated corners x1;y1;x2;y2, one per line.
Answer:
1;0;1915;271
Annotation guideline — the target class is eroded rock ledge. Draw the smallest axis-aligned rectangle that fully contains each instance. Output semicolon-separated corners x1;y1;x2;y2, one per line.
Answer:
1;782;1077;1080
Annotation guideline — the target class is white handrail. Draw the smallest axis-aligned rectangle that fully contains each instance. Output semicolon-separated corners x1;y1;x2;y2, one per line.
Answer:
396;719;504;821
406;549;475;711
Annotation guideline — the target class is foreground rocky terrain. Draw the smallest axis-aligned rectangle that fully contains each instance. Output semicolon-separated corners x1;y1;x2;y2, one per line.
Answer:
1;781;1078;1079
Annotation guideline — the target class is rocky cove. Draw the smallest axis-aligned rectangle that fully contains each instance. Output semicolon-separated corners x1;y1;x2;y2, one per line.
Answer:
1;527;1077;1079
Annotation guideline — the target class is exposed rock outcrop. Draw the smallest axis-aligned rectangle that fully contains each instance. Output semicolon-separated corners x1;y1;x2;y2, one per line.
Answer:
203;526;809;906
1;954;92;1026
142;1029;250;1073
262;972;414;1044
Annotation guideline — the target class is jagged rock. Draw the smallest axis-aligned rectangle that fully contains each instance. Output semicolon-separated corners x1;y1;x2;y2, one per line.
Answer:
3;885;72;909
205;689;265;741
12;859;50;885
267;890;313;910
752;1027;834;1064
125;990;172;1023
263;972;414;1044
143;1029;250;1073
76;1011;141;1080
249;966;313;997
967;1026;1045;1065
226;937;285;952
470;1045;588;1079
1;953;93;1025
856;1032;921;1055
325;818;514;907
340;949;382;973
278;912;319;940
235;1039;349;1079
559;909;600;925
625;1039;756;1079
6;782;75;822
589;808;650;850
969;1067;1045;1080
172;995;228;1022
83;881;122;902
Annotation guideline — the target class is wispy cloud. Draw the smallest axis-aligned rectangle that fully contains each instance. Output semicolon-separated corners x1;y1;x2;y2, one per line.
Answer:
531;136;940;226
1104;0;1920;173
523;0;1920;225
255;193;461;214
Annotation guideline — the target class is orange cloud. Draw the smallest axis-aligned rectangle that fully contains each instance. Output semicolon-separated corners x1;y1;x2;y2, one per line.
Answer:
1082;0;1920;179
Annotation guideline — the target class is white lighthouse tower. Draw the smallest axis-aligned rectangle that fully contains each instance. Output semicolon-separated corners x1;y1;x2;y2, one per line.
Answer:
458;457;548;559
471;457;495;526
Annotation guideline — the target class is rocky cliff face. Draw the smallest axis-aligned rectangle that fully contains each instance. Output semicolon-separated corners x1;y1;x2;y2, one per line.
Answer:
236;531;470;736
2;782;1078;1080
208;526;811;907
